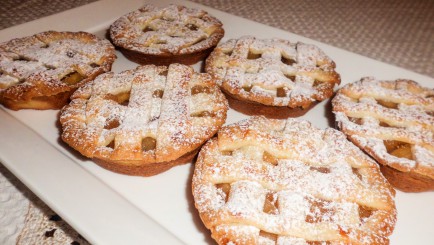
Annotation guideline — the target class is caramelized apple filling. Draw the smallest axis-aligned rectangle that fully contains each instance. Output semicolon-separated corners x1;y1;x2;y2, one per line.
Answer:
383;140;413;160
276;87;287;97
191;111;215;117
305;198;334;223
104;118;120;130
358;205;374;222
263;151;278;166
114;91;131;106
90;63;100;68
13;56;32;62
185;23;198;31
104;92;127;104
242;85;253;92
310;166;331;174
312;80;322;87
223;50;233;56
155;40;167;45
221;151;233;156
259;230;277;242
61;71;85;85
284;74;296;81
247;51;261;60
379;121;392;127
152;89;164;98
216;183;231;202
263;192;279;215
191;85;212;95
143;26;154;32
141;137;156;151
352;167;363;181
348;117;363;125
377;99;398;109
159;69;168;76
281;56;296;65
106;139;115;149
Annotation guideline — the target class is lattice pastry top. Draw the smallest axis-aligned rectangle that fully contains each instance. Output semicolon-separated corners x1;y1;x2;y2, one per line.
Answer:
332;77;434;192
60;64;228;176
192;116;396;244
109;4;224;65
205;36;341;108
0;31;116;110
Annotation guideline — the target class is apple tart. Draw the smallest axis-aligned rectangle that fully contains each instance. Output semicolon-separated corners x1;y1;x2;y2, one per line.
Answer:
0;31;116;110
205;36;340;118
332;77;434;192
192;116;396;244
60;64;228;176
109;4;224;66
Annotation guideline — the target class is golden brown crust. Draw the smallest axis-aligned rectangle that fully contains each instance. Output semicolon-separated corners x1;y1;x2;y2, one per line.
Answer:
109;4;224;66
205;36;340;116
0;90;72;110
192;116;396;244
380;165;434;193
0;31;116;110
93;148;198;177
117;44;217;66
223;89;318;119
60;64;228;176
332;77;434;192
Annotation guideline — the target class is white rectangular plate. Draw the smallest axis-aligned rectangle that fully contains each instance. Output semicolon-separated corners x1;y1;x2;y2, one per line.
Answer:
0;0;433;244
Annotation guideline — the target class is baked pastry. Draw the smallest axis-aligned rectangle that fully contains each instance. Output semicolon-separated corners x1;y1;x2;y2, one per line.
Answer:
0;31;116;110
332;77;434;192
60;64;228;176
109;4;224;66
192;116;396;244
205;36;340;118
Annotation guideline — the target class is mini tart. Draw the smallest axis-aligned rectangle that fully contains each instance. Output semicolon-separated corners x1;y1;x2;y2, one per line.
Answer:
109;4;224;66
332;77;434;192
192;116;396;244
0;31;116;110
60;64;228;177
205;36;340;118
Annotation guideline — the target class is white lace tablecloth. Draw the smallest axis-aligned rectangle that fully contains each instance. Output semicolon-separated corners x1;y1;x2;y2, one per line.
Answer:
0;165;89;244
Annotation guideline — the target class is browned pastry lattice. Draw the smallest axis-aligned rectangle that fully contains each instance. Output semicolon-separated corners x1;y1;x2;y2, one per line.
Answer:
0;31;116;110
332;77;434;192
109;4;224;65
205;36;340;117
60;64;228;176
192;116;396;244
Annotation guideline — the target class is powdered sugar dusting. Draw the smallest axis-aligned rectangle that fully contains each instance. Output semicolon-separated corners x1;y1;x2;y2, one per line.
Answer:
206;36;340;108
332;77;434;176
60;64;227;165
109;4;224;55
0;31;115;103
192;117;396;244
